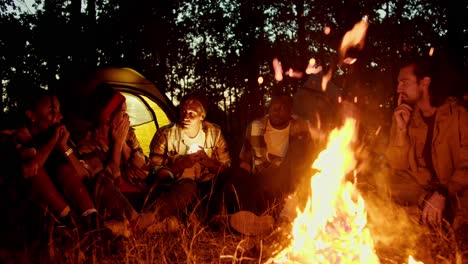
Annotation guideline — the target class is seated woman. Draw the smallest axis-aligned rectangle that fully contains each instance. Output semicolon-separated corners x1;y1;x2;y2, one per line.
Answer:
0;88;97;230
74;84;175;235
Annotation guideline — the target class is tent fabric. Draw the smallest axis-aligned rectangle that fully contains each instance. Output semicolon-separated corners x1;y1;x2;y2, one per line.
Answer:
59;67;176;155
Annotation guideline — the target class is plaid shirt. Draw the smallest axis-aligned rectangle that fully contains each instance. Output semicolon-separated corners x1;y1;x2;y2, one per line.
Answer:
76;128;149;190
149;121;231;181
239;115;310;173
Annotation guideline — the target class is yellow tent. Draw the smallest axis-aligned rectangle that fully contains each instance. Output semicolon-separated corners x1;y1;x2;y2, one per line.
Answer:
60;67;176;156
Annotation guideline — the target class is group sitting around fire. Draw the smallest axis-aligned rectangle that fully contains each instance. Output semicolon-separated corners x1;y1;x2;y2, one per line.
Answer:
0;55;466;246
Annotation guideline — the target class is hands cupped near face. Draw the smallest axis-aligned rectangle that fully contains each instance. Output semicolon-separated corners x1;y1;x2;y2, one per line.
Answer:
111;113;130;142
53;124;70;152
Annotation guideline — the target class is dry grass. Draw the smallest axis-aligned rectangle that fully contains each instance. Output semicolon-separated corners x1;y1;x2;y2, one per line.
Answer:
1;196;464;264
1;171;467;263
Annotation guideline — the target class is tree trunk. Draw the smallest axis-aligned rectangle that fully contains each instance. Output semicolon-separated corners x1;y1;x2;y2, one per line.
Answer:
44;0;59;91
86;0;97;66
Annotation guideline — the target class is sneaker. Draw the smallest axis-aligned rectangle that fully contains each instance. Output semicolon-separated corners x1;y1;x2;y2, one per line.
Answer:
146;216;180;233
56;211;78;230
81;212;101;232
229;210;274;236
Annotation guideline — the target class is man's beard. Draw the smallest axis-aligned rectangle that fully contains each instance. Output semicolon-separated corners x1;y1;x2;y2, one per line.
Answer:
400;93;420;106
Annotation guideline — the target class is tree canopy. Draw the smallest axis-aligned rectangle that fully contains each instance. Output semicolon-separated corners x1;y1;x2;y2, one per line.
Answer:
1;0;466;146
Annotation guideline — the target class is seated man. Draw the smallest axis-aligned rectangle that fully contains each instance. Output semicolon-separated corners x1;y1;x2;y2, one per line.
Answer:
148;92;231;223
385;57;468;231
0;89;97;234
225;93;313;236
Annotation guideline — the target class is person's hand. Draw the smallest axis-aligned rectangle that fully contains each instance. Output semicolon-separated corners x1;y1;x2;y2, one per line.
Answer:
174;153;199;171
55;125;70;152
421;192;446;227
394;103;413;131
194;147;211;166
111;113;130;143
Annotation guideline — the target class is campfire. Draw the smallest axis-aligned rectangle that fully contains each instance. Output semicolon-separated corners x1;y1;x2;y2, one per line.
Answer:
267;118;423;264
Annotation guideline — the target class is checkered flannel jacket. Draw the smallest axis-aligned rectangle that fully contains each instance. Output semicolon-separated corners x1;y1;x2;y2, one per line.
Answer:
76;128;149;189
239;115;310;173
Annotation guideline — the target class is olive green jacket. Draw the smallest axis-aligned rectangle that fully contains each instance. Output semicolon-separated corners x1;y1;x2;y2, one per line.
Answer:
386;97;468;194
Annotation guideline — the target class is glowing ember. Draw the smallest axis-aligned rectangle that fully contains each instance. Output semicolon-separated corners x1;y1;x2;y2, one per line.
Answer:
268;118;380;264
258;76;264;84
273;58;284;81
354;96;358;103
305;58;323;75
339;16;369;65
428;47;434;56
343;57;358;65
324;26;331;35
285;68;304;79
309;58;316;66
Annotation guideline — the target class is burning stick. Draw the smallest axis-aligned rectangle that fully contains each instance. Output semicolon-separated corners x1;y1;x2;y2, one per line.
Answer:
339;16;369;65
273;58;284;81
285;68;304;79
305;58;323;75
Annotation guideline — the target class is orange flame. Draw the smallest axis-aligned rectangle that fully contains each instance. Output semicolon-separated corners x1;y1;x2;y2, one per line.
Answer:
321;69;332;91
339;16;369;65
268;118;380;263
408;256;424;264
267;118;424;264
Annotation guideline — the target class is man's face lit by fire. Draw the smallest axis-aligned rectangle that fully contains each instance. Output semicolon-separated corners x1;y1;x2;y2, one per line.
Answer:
397;64;424;105
180;100;205;130
268;96;292;129
28;95;63;132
